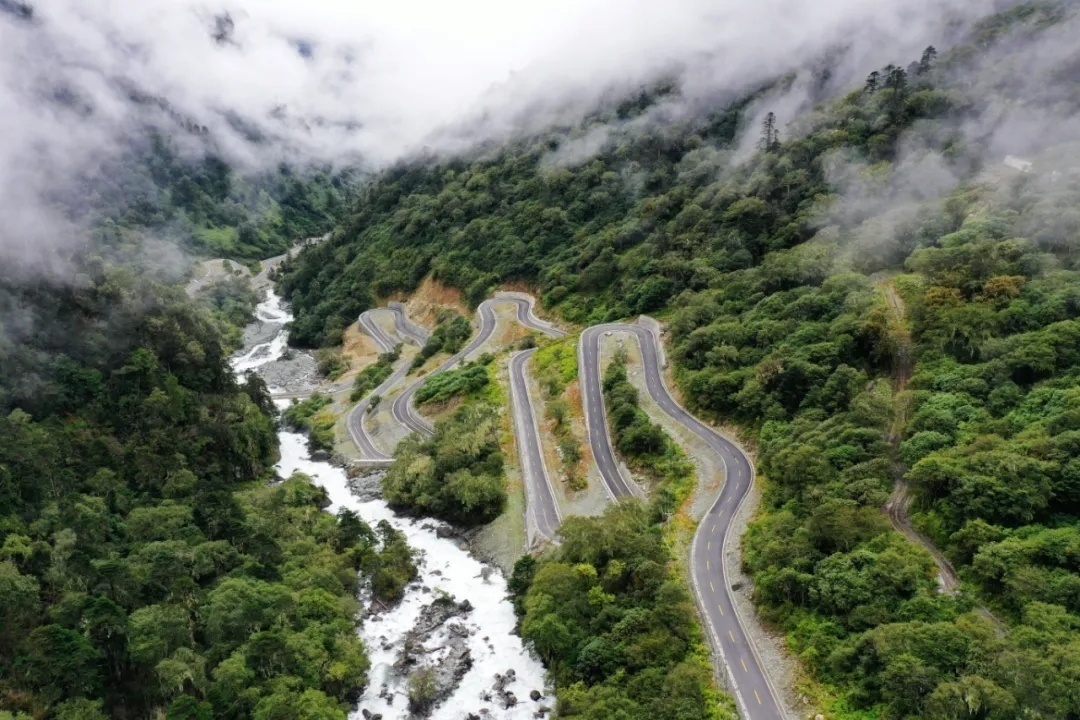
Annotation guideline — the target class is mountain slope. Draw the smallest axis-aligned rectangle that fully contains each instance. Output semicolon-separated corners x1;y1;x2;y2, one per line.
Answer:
279;3;1080;718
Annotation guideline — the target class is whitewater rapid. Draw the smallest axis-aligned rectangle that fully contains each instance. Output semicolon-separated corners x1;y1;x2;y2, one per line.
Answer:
232;290;292;377
232;287;549;720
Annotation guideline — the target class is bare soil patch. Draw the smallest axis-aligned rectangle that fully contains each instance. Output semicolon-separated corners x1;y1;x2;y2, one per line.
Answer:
396;277;470;328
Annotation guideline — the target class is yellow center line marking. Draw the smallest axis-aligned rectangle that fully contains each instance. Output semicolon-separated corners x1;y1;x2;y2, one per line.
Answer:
728;630;735;642
741;658;748;672
710;581;715;592
718;604;724;616
706;560;710;570
711;523;717;533
725;497;732;503
707;541;711;550
754;690;762;705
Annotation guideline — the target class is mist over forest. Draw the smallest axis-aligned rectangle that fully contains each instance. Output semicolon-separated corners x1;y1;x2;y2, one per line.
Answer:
3;1;1080;719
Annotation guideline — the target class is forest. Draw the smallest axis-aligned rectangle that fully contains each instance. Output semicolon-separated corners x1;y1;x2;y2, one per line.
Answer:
510;504;734;720
91;133;357;262
277;3;1080;717
0;263;394;719
0;113;379;716
381;404;508;526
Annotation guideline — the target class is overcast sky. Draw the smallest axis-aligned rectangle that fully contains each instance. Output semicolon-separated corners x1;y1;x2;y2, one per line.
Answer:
0;0;1024;273
10;0;1005;165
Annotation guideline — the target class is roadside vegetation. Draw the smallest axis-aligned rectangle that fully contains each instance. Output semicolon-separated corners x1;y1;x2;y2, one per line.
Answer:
382;404;507;525
533;339;587;489
315;348;350;381
281;393;336;452
415;356;493;405
278;4;1080;717
350;347;401;401
410;311;473;370
603;353;696;519
509;503;734;720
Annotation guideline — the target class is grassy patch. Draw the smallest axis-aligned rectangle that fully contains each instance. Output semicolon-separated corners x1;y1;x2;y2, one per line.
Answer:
604;351;696;518
533;337;586;489
411;311;472;370
351;347;400;401
415;357;493;405
533;337;579;392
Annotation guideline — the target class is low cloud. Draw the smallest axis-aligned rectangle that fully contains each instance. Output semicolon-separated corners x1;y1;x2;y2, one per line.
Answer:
0;0;1037;273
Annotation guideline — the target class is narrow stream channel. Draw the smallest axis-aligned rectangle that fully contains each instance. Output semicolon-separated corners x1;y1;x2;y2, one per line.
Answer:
232;287;549;720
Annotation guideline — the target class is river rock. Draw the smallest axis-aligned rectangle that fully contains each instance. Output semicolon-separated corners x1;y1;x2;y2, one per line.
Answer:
491;670;520;709
530;690;542;702
346;469;385;502
395;596;475;716
401;596;473;644
257;352;319;392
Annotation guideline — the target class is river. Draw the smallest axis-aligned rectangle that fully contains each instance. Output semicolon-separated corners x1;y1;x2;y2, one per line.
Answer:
231;289;549;719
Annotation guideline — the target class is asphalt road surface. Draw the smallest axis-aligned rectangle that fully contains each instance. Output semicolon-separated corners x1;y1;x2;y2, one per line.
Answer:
578;325;642;499
496;292;568;338
358;310;398;354
509;349;563;543
345;359;410;466
391;295;567;438
346;309;416;465
578;322;786;720
388;301;431;346
392;300;499;437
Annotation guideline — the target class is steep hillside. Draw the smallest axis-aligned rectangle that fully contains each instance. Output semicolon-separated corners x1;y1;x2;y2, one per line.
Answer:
0;139;377;719
279;3;1080;717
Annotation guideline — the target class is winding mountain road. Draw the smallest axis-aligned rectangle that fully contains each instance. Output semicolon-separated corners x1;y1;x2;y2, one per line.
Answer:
358;310;398;354
579;326;642;500
578;322;786;720
392;296;564;438
391;300;498;437
347;295;785;714
388;301;431;346
496;291;567;338
347;307;427;466
509;349;563;543
345;360;410;466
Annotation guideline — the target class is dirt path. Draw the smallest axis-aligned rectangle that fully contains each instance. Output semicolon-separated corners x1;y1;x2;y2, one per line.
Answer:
879;282;960;590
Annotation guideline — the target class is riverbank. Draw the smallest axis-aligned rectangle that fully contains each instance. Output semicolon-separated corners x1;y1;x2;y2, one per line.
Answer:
231;279;550;720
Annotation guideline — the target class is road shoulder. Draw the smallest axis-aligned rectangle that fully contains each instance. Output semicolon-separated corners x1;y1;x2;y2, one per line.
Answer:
619;329;808;719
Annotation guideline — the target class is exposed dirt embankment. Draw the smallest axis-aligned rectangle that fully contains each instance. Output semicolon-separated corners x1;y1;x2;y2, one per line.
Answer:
396;277;471;329
335;318;384;384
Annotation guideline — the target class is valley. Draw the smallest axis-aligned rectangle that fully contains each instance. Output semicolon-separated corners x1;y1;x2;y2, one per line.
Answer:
4;2;1080;720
